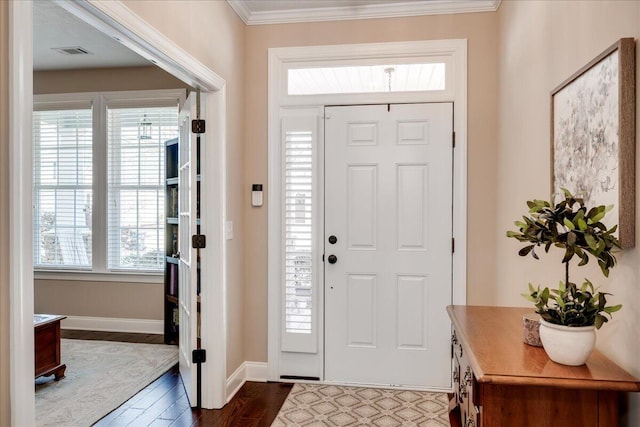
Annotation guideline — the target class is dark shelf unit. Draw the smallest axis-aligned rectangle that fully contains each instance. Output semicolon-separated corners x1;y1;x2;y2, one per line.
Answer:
164;138;179;345
163;136;202;346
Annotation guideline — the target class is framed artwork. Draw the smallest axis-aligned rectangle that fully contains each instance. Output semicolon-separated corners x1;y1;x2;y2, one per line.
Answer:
551;38;636;248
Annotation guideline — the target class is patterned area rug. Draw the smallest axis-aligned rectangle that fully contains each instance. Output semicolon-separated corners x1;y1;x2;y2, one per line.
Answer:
35;339;178;427
271;383;449;426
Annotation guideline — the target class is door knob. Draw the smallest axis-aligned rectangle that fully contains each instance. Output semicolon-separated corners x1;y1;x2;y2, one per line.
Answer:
327;255;338;264
328;235;338;244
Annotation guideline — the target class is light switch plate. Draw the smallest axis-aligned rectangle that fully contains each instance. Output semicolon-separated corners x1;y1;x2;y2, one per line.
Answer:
225;221;233;240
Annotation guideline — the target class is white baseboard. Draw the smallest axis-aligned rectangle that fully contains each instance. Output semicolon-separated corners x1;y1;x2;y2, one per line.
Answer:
61;315;164;335
245;361;268;382
226;361;268;403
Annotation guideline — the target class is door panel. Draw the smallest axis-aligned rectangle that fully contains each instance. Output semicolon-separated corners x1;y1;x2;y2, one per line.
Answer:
324;103;453;388
178;92;198;405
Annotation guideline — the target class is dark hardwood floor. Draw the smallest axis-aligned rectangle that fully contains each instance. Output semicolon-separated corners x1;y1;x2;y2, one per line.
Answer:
62;330;293;427
94;365;293;427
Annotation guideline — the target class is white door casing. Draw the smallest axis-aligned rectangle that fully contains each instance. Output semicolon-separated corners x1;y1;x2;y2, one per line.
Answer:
267;40;467;383
178;92;199;405
324;103;453;388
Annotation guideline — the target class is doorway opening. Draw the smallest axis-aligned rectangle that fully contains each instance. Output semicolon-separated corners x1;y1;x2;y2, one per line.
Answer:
8;1;228;424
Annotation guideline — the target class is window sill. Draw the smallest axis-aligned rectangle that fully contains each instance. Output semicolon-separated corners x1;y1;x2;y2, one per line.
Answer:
34;270;163;284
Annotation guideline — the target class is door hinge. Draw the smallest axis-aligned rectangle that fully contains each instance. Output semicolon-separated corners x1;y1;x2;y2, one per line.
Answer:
192;349;206;364
192;119;206;134
192;234;206;249
452;237;455;253
452;131;456;148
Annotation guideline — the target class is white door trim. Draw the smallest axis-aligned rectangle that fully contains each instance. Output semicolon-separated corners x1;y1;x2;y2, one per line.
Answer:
8;1;35;425
267;39;468;381
8;1;228;421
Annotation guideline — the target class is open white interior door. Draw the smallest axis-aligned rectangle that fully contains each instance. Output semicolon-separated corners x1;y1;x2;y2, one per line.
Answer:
178;92;199;405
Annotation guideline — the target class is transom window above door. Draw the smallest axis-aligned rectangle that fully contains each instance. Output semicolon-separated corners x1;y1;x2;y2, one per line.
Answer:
287;61;447;95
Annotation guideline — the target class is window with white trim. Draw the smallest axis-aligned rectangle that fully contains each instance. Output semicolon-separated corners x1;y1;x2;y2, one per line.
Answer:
107;107;177;270
33;107;93;268
281;114;318;353
33;90;183;275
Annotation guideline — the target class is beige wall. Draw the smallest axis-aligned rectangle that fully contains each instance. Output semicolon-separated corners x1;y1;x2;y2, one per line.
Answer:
120;0;247;377
0;1;10;424
243;13;500;362
34;66;191;94
35;280;163;319
496;1;640;424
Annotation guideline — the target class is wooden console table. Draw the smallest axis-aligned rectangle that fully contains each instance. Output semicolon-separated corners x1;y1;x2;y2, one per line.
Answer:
447;305;640;427
34;314;66;381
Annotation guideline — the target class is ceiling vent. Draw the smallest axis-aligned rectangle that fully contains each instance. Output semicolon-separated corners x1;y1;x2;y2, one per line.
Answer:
52;46;93;55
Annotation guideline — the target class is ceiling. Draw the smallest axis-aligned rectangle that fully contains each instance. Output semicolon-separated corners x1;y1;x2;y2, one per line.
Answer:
33;1;150;71
227;0;502;25
33;0;501;71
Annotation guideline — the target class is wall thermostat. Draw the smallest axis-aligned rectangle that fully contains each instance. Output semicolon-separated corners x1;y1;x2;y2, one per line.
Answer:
252;184;263;207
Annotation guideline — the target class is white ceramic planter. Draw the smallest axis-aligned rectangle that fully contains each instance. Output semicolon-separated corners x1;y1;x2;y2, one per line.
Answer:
539;319;596;366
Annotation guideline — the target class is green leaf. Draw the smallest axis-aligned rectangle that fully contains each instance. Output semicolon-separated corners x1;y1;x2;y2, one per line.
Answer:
577;218;588;231
561;247;574;263
518;245;535;257
595;315;604;329
585;234;597;250
592;210;605;223
563;218;575;230
603;304;622;313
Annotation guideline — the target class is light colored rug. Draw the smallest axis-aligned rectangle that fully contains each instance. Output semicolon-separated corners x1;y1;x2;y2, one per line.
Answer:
35;339;178;427
271;383;449;427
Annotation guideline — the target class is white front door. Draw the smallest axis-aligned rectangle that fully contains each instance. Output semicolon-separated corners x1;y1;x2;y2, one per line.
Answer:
178;92;199;404
324;103;453;388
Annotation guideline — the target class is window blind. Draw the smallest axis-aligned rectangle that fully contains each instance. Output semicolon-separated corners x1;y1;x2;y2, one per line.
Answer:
33;108;93;268
107;106;178;271
284;130;314;334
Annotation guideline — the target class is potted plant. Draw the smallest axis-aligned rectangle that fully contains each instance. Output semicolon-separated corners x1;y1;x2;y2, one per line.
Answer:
506;189;622;366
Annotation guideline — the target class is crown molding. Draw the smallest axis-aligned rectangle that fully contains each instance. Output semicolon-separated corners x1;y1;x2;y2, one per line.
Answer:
227;0;501;26
227;0;252;25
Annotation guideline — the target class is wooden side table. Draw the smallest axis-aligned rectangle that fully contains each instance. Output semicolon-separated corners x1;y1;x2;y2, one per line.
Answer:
34;314;66;381
447;305;640;427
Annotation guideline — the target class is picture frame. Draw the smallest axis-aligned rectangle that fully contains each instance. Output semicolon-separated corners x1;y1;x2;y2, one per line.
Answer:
551;38;636;248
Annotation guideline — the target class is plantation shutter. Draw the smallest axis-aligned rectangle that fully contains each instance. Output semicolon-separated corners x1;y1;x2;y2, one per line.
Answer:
281;115;318;353
33;107;93;268
107;106;178;271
